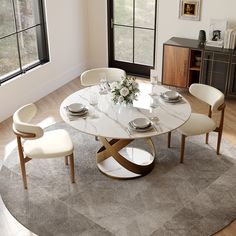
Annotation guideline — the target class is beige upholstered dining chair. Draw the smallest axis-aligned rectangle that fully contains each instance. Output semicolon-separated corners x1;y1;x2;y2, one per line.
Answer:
13;103;75;189
80;67;126;86
168;83;226;163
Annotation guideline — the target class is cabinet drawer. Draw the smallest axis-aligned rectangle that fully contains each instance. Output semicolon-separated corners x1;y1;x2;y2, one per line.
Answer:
204;51;230;62
213;52;230;62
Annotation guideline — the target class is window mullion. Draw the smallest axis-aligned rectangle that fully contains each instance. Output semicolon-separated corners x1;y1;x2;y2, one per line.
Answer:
132;0;135;64
11;0;23;72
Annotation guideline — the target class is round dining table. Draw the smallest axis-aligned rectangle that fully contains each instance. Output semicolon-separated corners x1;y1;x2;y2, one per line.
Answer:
60;82;191;179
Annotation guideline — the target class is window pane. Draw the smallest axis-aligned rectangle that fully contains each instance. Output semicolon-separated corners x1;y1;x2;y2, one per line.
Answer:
18;27;39;68
114;0;133;26
134;29;154;66
114;26;133;63
0;0;16;38
135;0;155;29
14;0;37;31
0;35;20;77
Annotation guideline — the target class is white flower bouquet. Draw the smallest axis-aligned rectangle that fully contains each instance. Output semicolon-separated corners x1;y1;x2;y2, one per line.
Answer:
110;76;140;105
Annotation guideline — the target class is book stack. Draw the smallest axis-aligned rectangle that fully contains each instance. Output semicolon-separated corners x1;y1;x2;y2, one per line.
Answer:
224;29;236;49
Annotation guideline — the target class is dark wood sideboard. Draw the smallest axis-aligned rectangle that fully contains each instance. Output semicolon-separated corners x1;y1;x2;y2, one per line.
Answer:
162;37;236;96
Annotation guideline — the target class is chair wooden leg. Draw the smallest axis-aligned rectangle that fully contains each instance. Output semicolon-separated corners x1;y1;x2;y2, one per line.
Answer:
168;132;171;148
19;159;27;189
217;131;222;155
64;156;69;166
180;135;186;164
16;136;28;189
69;154;75;183
205;133;209;144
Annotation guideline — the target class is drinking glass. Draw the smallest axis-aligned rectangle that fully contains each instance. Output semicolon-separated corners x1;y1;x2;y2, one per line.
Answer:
89;92;98;105
150;96;159;108
150;75;158;96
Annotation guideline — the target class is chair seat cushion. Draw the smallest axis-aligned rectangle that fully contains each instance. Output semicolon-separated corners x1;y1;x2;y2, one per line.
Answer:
24;129;73;159
178;113;217;136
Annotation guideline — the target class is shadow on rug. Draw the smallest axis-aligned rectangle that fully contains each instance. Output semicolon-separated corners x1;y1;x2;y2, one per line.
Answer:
0;122;236;236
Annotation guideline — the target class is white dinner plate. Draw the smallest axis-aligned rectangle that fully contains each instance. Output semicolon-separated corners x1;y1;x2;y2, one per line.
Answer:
131;118;151;129
68;103;85;113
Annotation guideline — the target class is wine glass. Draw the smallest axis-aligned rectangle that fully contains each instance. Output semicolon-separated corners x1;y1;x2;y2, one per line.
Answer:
99;73;108;94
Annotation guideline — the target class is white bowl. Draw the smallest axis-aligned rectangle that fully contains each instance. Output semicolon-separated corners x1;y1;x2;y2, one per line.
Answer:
163;91;179;100
68;103;85;113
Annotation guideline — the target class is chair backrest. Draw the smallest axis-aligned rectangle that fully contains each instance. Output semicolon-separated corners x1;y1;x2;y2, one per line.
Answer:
80;67;126;86
13;103;43;139
189;83;224;112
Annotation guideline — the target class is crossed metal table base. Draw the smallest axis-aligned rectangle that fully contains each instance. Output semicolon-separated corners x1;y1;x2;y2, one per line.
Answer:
96;137;156;179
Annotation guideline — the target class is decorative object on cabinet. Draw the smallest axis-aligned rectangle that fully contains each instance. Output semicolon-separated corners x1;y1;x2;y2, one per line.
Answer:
205;19;228;48
198;30;206;47
179;0;201;21
224;29;236;49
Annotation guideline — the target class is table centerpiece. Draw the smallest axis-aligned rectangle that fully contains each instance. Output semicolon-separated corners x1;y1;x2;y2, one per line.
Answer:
110;76;140;105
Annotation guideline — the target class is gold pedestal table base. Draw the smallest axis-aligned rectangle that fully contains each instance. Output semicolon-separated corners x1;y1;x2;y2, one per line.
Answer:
96;137;156;179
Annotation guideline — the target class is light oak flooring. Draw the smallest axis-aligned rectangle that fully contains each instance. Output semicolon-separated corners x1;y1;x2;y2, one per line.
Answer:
0;77;235;236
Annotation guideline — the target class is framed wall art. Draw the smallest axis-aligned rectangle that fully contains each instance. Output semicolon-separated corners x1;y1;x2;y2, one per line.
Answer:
179;0;201;21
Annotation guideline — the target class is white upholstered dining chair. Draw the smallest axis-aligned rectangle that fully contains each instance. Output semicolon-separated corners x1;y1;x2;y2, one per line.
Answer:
13;103;75;189
80;67;126;86
168;83;226;163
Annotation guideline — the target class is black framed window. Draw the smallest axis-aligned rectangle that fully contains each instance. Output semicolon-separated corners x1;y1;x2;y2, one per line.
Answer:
108;0;157;77
0;0;49;85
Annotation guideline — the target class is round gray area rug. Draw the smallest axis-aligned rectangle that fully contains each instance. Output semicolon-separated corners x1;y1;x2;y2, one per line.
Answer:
0;122;236;236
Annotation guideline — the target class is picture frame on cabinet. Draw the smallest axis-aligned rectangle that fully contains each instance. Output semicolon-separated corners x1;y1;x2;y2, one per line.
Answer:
179;0;201;21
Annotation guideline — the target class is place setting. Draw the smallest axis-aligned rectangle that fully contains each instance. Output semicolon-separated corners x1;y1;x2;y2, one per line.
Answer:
160;90;184;103
127;117;158;134
64;103;89;121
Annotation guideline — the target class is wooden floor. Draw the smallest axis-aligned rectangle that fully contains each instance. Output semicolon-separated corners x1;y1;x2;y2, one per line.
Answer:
0;77;235;235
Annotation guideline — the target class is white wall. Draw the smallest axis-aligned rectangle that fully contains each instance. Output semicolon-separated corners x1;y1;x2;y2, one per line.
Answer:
87;0;108;68
0;0;89;122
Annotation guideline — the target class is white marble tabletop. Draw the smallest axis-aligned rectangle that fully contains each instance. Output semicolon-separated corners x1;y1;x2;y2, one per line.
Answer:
60;82;191;140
